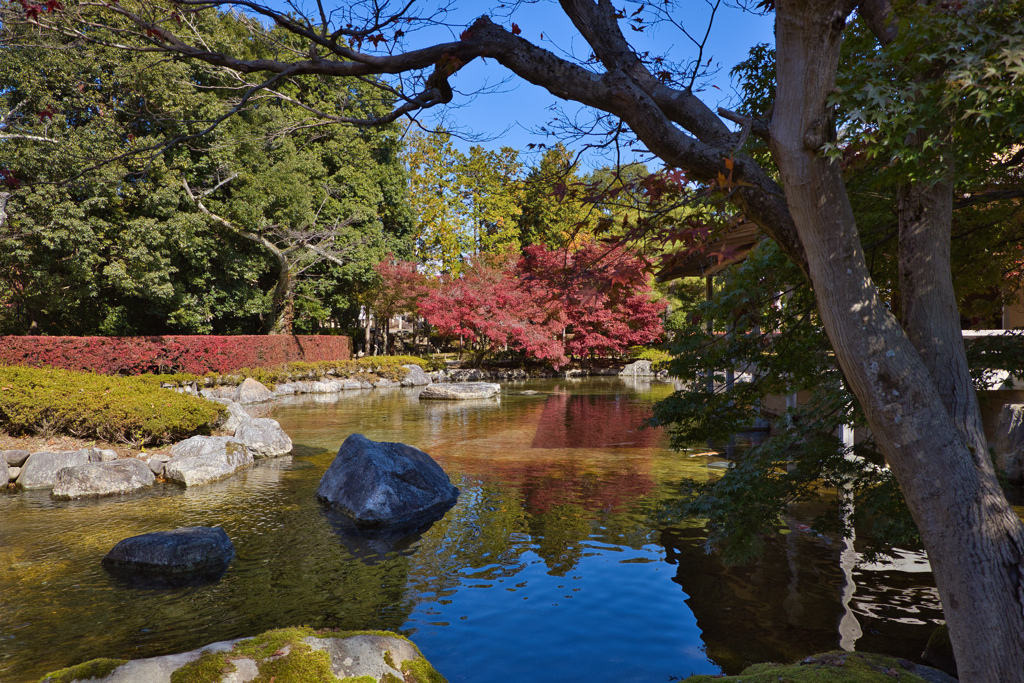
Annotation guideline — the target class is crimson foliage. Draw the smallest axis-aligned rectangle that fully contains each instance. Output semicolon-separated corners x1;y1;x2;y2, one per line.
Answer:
414;244;664;366
0;335;352;375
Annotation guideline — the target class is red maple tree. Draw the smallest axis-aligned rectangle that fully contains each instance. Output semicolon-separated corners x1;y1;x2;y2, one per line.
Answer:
417;244;664;366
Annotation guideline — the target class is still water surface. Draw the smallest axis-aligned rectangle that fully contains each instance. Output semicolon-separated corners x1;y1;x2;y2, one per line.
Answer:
0;378;944;682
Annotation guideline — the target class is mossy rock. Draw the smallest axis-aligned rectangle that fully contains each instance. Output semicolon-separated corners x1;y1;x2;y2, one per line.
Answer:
37;627;446;683
680;651;938;682
922;624;957;677
37;658;127;683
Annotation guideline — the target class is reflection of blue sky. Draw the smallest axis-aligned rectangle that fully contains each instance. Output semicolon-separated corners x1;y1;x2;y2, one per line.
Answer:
407;543;715;683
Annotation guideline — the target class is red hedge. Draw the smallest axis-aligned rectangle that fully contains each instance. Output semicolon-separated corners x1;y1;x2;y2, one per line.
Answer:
0;335;352;375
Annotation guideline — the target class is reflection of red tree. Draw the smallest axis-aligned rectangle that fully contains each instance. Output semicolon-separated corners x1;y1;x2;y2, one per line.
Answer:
531;393;663;449
477;394;662;514
512;461;655;515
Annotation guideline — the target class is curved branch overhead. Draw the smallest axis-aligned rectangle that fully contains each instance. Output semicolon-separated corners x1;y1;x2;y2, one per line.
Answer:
25;0;807;273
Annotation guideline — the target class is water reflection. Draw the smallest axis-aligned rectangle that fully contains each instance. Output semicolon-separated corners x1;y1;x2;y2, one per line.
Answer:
0;379;945;683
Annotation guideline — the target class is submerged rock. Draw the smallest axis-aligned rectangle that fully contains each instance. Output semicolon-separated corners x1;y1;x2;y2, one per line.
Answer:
316;433;459;529
101;526;235;577
16;450;91;490
51;459;155;499
37;626;447;683
164;436;253;487
419;382;500;400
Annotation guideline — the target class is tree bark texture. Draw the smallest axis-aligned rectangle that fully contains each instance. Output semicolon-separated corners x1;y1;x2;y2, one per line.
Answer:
770;1;1024;679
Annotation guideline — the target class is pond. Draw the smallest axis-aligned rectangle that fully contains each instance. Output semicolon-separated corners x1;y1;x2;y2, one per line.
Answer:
0;378;945;683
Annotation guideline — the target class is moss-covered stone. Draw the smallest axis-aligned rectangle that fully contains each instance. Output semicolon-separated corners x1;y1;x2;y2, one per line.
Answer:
680;651;932;682
922;623;957;677
169;650;235;683
37;658;127;683
233;626;320;660
398;656;448;683
37;626;446;683
250;645;336;683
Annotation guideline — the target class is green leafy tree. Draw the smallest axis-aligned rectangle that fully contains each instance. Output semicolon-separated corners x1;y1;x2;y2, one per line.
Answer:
405;130;522;274
518;144;593;249
0;9;414;335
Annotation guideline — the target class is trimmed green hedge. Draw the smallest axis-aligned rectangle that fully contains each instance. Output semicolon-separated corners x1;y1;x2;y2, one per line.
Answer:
0;366;224;447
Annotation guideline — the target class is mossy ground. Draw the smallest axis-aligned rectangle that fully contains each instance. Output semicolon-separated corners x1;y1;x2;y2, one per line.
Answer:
37;658;127;683
681;651;932;682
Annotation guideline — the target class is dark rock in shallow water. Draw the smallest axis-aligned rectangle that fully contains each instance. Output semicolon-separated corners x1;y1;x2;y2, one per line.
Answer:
316;433;459;530
101;526;235;585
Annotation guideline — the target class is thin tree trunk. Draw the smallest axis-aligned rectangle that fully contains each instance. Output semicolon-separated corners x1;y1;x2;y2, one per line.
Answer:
771;1;1024;679
267;252;295;335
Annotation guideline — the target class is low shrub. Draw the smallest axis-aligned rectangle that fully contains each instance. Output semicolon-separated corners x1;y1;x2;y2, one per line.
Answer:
628;346;673;368
0;366;224;447
149;356;437;389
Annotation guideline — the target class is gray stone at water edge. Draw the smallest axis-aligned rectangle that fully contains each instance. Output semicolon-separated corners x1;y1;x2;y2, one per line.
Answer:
87;447;118;463
620;359;654;377
3;449;30;466
0;458;8;485
316;433;459;528
102;526;235;575
164;436;254;487
219;400;252;433
233;417;293;458
52;459;156;500
401;364;432;386
16;450;91;490
232;377;275;404
418;382;500;400
145;453;172;476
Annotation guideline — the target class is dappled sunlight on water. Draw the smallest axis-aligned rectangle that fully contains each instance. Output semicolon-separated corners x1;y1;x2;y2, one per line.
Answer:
0;378;944;682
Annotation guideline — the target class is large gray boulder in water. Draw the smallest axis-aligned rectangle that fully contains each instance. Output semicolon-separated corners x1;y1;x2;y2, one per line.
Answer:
52;459;155;499
316;433;459;529
418;382;500;400
164;436;253;487
16;450;91;490
101;526;235;575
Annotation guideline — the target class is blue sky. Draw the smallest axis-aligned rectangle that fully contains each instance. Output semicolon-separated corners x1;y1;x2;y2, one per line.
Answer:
401;2;776;168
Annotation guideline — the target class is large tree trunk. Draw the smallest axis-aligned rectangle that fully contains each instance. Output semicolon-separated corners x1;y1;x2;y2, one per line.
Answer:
770;1;1024;679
